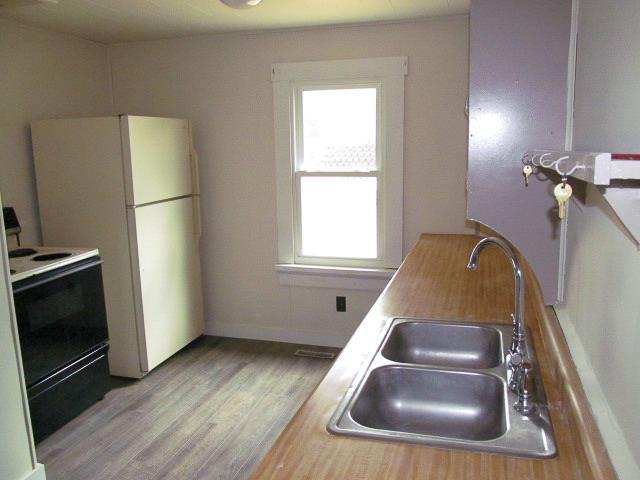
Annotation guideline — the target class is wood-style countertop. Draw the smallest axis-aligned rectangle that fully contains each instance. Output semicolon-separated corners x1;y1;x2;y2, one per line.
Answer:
251;234;615;480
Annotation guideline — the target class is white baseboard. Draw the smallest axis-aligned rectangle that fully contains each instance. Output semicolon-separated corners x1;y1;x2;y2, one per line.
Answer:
204;321;351;348
22;464;46;480
555;308;640;480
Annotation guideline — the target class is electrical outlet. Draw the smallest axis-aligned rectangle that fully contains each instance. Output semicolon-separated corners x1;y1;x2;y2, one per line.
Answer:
336;296;346;312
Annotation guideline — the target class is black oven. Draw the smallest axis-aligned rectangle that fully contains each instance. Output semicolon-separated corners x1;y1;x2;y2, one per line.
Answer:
12;256;110;442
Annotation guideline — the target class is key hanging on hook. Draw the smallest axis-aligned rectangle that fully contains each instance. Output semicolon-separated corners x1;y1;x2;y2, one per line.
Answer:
554;180;572;219
523;164;533;187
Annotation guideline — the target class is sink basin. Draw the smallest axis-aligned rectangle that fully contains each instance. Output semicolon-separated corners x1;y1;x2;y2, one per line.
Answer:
351;366;507;441
381;320;502;369
328;318;557;458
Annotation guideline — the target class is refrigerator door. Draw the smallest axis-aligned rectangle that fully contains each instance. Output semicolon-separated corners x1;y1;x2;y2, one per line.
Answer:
127;196;204;373
121;116;194;206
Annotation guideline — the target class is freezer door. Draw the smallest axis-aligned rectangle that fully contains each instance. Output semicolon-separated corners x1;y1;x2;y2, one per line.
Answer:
121;116;194;206
127;196;204;373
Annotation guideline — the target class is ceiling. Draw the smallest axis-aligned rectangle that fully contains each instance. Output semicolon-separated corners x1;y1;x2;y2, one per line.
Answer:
0;0;470;44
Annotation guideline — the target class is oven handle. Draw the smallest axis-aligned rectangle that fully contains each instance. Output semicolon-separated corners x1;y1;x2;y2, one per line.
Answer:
12;257;103;294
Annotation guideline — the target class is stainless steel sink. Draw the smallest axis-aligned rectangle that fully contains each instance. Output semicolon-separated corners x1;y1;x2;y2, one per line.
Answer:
351;367;507;441
381;320;502;369
328;318;557;458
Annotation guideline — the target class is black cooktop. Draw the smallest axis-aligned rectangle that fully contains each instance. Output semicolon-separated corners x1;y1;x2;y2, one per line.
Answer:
32;253;72;262
8;248;38;258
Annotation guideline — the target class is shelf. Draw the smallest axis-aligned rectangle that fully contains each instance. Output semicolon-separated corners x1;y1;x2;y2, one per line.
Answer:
524;150;640;244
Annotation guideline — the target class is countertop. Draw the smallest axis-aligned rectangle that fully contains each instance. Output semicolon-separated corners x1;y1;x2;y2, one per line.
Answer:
250;234;610;479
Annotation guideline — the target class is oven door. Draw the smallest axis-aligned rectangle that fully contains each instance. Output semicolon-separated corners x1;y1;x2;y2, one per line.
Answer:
12;256;109;387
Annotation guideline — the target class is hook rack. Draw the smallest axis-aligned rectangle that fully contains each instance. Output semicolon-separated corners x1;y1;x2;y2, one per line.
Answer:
522;149;640;245
522;149;640;185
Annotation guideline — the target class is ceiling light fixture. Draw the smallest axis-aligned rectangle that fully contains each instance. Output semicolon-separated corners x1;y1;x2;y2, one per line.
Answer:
219;0;262;9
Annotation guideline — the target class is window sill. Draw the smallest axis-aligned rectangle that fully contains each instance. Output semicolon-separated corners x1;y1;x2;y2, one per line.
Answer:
275;264;396;291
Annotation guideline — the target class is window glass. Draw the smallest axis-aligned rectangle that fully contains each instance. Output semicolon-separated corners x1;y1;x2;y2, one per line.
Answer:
300;88;377;172
299;176;377;258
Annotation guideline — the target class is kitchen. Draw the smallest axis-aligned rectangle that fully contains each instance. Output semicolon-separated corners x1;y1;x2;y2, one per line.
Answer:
1;1;638;479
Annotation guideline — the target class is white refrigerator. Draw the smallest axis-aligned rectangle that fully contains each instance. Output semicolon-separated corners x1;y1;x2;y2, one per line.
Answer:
31;115;204;378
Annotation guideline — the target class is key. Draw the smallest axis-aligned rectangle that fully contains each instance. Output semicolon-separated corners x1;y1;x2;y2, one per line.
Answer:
554;182;573;219
523;165;533;186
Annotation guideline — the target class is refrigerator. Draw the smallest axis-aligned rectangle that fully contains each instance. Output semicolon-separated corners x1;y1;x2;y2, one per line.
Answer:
31;115;204;378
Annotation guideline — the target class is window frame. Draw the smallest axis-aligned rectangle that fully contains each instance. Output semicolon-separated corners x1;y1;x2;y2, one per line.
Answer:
272;57;407;271
293;81;382;267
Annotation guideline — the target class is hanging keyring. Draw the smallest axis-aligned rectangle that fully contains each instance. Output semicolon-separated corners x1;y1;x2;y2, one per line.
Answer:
530;152;543;167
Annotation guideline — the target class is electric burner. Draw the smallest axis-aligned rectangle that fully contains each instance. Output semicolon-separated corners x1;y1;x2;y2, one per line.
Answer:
9;248;38;258
8;246;100;282
32;253;72;262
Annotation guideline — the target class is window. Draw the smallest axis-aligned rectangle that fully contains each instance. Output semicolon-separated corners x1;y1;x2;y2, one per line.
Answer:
272;57;407;278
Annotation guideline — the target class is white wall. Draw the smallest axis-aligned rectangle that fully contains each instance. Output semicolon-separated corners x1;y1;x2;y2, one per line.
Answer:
0;194;45;480
0;20;112;245
0;20;107;479
109;17;472;345
556;0;640;478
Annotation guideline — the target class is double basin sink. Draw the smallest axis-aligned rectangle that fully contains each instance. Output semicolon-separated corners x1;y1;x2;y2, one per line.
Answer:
328;318;557;458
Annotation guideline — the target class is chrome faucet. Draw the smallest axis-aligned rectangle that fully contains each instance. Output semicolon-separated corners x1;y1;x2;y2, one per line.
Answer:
466;237;531;402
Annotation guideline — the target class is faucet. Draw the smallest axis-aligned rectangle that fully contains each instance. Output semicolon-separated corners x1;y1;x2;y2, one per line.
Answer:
466;237;531;404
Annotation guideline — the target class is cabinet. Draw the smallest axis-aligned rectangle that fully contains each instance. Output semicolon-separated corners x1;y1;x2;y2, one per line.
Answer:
467;0;573;304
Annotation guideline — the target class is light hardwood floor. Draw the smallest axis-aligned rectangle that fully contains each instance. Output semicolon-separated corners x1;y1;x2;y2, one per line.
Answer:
37;336;338;480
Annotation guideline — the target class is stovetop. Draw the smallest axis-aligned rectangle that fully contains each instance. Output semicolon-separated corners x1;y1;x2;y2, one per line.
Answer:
9;246;100;283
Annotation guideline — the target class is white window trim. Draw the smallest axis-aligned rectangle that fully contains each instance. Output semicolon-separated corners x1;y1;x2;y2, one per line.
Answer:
275;264;396;291
272;56;407;286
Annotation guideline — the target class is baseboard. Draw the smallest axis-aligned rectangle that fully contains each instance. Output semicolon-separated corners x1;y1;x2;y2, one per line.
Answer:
555;308;640;480
205;321;351;348
22;464;46;480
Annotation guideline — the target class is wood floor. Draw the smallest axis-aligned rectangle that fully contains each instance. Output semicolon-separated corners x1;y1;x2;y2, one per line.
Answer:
37;336;338;480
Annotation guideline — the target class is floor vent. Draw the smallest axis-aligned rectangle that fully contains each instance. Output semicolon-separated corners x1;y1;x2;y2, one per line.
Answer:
294;349;337;360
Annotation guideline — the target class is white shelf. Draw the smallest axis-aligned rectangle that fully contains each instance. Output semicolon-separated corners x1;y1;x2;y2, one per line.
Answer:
524;149;640;244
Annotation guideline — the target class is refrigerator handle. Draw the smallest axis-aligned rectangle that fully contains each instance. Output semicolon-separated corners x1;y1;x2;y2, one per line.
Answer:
188;120;202;239
188;120;201;196
193;195;202;239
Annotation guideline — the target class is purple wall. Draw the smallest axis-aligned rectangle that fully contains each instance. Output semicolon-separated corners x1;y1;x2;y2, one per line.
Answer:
468;0;572;304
